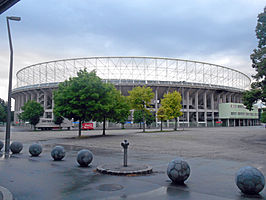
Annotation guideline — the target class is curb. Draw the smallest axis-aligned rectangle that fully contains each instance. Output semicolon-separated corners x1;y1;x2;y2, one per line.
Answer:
0;186;13;200
97;164;153;176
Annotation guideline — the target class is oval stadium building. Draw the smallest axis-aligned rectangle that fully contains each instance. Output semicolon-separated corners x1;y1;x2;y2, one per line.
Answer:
12;56;259;128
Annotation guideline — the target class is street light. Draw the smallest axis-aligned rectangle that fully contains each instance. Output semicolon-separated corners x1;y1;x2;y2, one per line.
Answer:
5;16;21;154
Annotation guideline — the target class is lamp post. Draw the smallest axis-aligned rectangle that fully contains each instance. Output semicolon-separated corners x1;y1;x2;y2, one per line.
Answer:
5;16;21;154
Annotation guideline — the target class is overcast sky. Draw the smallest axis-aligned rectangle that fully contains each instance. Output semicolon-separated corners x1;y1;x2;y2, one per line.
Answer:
0;0;265;101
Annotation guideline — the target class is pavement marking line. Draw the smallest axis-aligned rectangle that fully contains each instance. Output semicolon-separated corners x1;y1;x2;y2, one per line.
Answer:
0;186;13;200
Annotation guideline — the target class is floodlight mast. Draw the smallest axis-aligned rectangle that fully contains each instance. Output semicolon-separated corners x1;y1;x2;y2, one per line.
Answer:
5;16;21;155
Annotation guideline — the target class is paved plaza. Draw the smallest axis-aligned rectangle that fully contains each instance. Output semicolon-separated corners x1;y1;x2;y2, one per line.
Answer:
0;126;265;200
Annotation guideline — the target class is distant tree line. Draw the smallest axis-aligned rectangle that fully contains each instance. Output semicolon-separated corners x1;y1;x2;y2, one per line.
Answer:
17;69;184;135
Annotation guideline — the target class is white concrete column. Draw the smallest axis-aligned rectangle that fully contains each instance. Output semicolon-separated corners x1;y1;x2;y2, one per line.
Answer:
186;90;190;127
217;93;221;109
204;91;207;127
155;87;158;127
43;92;47;118
37;92;40;103
22;94;25;107
52;92;55;120
228;94;232;103
18;95;21;110
195;90;198;127
211;92;214;127
44;92;47;110
227;119;230;127
25;93;29;103
30;92;34;100
239;119;241;126
234;119;236;127
223;93;226;103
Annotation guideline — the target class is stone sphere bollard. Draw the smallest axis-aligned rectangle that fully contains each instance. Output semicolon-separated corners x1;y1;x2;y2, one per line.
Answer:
235;166;265;195
51;146;65;161
167;158;190;184
77;149;93;167
29;143;42;157
10;142;23;154
0;141;4;151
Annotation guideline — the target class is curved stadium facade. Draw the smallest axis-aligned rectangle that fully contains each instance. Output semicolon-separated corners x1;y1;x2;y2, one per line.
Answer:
12;56;258;128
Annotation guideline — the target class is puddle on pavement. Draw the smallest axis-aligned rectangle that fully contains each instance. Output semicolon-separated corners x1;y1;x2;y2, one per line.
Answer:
96;184;124;191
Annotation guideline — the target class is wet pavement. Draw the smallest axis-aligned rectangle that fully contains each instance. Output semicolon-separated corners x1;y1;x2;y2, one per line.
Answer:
0;126;265;199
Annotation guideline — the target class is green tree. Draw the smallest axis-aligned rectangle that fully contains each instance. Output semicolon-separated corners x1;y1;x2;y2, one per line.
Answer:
145;111;155;128
0;98;7;123
261;111;266;123
128;86;154;132
133;110;155;129
54;69;112;137
133;110;143;129
108;91;130;129
19;100;44;130
53;114;64;129
93;85;130;135
157;107;167;131
54;69;119;137
243;7;266;110
161;91;183;131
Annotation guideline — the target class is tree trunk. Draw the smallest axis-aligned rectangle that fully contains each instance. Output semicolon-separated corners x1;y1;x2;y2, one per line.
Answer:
103;116;106;136
121;123;125;129
78;119;82;137
142;109;145;132
161;119;163;131
174;118;177;131
139;123;141;129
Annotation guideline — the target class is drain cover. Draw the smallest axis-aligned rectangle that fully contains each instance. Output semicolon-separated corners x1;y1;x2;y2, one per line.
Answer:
96;184;124;191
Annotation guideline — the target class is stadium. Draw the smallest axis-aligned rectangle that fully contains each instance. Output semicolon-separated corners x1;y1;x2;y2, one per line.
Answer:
11;56;258;128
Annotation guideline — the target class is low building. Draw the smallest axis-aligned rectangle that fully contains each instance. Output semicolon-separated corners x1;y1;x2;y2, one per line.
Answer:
219;103;259;126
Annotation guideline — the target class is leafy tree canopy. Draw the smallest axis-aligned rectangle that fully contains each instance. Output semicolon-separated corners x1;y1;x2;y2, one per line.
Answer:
19;100;44;129
93;84;130;134
157;107;167;121
54;69;112;136
161;91;183;130
53;114;64;126
107;89;130;124
128;86;154;132
157;107;168;131
133;110;155;126
244;7;266;110
261;111;266;123
128;86;154;111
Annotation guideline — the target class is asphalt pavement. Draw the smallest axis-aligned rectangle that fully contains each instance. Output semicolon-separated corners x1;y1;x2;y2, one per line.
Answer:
0;126;265;200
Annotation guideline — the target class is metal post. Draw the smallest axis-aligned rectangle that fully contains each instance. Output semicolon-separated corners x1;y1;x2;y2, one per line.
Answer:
121;140;129;167
5;16;21;154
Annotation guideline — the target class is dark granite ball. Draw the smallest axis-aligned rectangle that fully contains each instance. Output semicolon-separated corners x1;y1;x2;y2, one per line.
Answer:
51;146;65;161
167;158;190;184
10;142;23;154
29;143;42;157
235;166;265;195
77;149;93;167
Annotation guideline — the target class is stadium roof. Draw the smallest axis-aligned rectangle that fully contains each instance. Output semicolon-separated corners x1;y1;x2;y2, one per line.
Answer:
0;0;20;15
